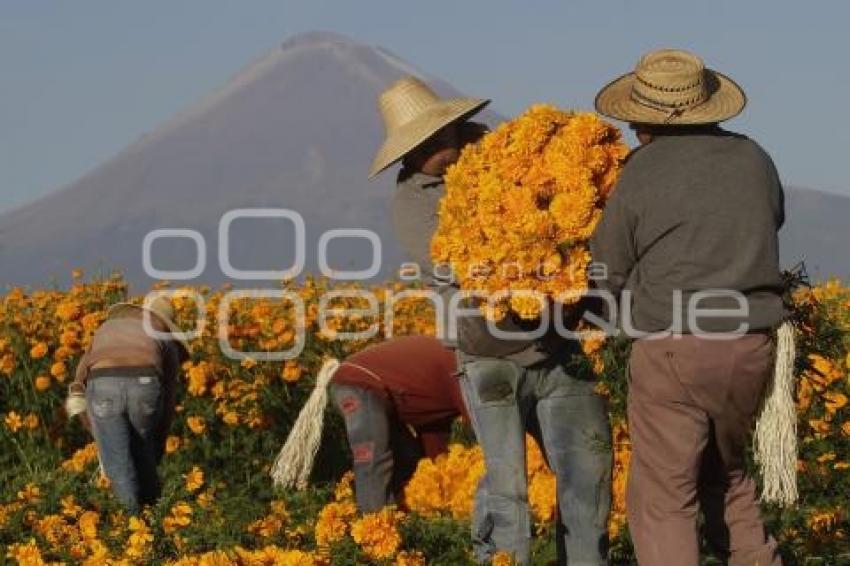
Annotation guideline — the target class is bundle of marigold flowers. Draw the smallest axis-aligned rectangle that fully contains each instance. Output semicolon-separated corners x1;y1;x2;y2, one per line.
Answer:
432;105;628;321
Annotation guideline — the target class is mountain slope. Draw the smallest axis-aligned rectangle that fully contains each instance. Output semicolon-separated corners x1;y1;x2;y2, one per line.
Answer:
0;31;499;290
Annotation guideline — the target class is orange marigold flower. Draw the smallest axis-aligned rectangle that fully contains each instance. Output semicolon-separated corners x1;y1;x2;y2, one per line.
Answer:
34;375;51;391
282;361;302;383
184;466;204;492
165;435;181;454
23;413;39;430
4;411;24;433
50;361;67;380
29;342;48;360
314;500;357;546
186;416;206;435
350;507;404;561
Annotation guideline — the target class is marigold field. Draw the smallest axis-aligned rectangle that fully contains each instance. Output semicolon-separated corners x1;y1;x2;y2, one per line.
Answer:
1;273;848;564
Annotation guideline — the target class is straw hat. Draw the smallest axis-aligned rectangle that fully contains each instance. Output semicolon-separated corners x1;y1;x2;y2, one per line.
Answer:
595;49;746;125
369;76;490;178
108;296;189;354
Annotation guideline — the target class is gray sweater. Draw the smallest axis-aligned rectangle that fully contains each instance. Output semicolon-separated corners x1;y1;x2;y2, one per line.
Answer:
393;171;552;365
589;129;786;334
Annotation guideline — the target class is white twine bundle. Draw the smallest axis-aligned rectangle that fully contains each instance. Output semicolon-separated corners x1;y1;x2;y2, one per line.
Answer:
753;321;798;506
65;394;87;418
271;358;340;489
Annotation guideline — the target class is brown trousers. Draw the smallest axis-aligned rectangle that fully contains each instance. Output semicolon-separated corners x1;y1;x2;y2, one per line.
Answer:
627;334;782;566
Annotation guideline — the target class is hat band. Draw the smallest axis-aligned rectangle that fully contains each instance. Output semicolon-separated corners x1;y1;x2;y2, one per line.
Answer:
630;85;708;115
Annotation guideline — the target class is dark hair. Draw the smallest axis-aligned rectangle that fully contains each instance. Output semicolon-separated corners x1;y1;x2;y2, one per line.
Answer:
630;122;722;137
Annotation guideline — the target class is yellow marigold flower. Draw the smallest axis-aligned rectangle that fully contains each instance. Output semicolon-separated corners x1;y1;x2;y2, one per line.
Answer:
185;466;204;492
187;416;206;435
95;474;111;490
6;538;45;564
248;514;286;539
314;500;357;546
50;361;67;380
824;390;848;414
834;462;850;471
81;312;104;332
78;510;100;541
492;551;517;565
334;471;355;502
1;353;15;375
350;507;403;561
186;362;210;396
222;411;239;426
34;374;51;391
165;435;181;454
395;550;426;565
842;422;850;437
59;329;79;348
197;490;214;509
126;516;154;558
404;443;486;520
809;419;831;437
4;411;24;433
817;452;836;463
56;300;82;321
528;470;557;523
22;413;39;431
163;502;193;533
30;342;48;360
282;360;302;383
34;514;68;546
62;442;99;473
807;508;842;536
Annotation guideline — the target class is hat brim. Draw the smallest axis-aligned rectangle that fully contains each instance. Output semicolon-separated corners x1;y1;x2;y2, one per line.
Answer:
595;68;746;125
369;97;490;179
108;303;190;355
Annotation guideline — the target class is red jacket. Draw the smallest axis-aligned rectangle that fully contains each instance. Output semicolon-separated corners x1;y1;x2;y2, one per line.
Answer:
332;336;466;458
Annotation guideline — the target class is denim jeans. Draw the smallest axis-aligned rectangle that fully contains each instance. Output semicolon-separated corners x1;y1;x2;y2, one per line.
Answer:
86;375;163;515
459;357;612;565
330;384;422;512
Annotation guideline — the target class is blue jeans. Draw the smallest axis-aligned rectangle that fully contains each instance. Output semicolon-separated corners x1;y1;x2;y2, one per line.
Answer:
86;375;163;515
459;357;612;565
330;384;422;512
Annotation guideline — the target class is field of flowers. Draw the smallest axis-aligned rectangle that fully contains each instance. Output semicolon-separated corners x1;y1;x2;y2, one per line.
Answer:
1;272;848;564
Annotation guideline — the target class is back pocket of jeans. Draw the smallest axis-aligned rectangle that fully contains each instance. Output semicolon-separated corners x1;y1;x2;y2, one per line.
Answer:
91;397;118;419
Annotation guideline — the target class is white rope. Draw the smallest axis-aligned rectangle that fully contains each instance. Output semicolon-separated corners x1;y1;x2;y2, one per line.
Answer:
65;394;87;418
270;358;340;489
753;321;798;506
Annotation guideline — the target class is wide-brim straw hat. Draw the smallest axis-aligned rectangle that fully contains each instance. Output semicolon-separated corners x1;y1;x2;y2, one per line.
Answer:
108;296;189;355
595;49;746;125
369;76;490;178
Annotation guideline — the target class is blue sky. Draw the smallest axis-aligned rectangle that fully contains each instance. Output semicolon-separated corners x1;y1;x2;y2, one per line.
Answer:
1;0;848;213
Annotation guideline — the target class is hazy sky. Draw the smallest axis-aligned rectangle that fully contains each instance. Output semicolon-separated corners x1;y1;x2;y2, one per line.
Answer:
1;0;848;213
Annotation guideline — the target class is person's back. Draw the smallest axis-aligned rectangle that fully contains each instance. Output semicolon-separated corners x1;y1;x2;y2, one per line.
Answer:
334;335;464;428
592;48;784;566
598;129;786;333
68;299;186;515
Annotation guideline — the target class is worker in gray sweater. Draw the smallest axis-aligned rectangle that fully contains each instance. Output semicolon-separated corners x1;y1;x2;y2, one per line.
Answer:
592;49;785;566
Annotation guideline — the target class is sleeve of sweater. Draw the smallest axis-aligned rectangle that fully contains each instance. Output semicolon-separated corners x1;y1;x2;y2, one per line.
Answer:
69;349;92;395
768;155;786;229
